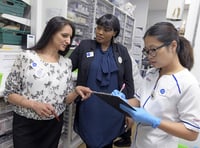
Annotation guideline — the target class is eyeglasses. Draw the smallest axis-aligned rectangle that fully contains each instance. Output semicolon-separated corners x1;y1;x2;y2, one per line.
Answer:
142;43;169;57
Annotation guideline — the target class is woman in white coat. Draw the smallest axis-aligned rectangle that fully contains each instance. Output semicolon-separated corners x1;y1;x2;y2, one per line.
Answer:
113;22;200;148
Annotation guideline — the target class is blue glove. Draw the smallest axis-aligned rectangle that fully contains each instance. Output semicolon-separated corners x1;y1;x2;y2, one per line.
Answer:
120;104;161;128
111;89;127;102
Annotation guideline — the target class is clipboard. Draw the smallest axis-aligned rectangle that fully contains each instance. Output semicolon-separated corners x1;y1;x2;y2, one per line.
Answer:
92;91;136;117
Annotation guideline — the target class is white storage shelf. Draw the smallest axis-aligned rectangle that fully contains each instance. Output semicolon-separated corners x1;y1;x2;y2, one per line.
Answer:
65;1;136;147
62;104;83;148
0;14;30;27
0;99;13;131
0;115;13;136
0;1;30;147
0;134;13;148
67;0;95;43
0;98;13;148
0;101;13;115
0;0;31;26
68;0;136;48
96;0;113;18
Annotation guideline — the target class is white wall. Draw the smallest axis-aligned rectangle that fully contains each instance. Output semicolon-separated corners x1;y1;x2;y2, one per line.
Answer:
132;0;149;31
31;0;68;42
191;14;200;83
185;0;200;83
146;2;200;146
147;9;189;30
146;1;200;84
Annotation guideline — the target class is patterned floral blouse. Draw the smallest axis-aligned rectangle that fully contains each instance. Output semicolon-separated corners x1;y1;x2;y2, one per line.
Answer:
4;50;74;120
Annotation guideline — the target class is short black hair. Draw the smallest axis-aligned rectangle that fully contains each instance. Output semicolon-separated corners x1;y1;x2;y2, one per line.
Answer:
96;14;120;37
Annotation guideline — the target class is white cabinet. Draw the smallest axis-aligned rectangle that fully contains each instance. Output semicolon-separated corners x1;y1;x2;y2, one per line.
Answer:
114;7;126;43
30;0;135;48
67;0;95;45
0;0;31;95
67;0;135;50
60;104;82;148
94;0;135;51
0;98;13;148
131;26;146;76
123;15;135;50
95;0;114;19
65;1;136;148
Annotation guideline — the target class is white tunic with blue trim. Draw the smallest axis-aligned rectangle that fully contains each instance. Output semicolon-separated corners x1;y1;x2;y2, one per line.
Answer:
132;68;200;148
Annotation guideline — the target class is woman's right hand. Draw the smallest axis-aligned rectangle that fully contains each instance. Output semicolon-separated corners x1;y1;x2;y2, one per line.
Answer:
30;100;57;118
75;86;92;100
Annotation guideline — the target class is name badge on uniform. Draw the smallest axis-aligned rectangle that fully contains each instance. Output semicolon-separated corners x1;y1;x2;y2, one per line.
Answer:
31;62;46;78
86;51;94;58
35;68;46;78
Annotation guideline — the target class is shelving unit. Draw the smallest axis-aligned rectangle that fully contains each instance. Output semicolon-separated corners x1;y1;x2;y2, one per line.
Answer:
61;104;82;148
0;0;31;26
0;0;31;147
0;0;30;95
67;0;95;45
0;0;31;24
0;0;31;47
114;7;126;43
132;27;143;61
124;15;135;50
67;0;135;49
95;0;114;19
64;0;136;148
92;0;135;50
0;98;13;148
0;13;30;26
0;45;22;52
131;26;148;77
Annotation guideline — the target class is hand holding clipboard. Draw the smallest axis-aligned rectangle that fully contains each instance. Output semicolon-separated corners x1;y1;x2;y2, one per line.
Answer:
93;90;161;128
92;90;136;117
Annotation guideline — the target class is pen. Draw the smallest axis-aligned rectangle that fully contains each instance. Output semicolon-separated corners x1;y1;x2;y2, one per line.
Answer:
120;83;126;92
52;111;60;122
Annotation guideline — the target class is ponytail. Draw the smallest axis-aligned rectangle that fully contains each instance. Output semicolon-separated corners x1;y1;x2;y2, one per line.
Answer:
178;36;194;70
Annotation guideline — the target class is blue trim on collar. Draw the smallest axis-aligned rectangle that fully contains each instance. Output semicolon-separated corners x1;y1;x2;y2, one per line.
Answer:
172;74;181;94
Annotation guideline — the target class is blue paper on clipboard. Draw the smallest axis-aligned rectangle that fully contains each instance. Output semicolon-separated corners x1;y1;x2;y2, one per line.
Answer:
92;91;136;117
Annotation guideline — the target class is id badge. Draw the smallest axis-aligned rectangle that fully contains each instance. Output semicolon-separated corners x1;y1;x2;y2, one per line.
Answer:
31;62;46;78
